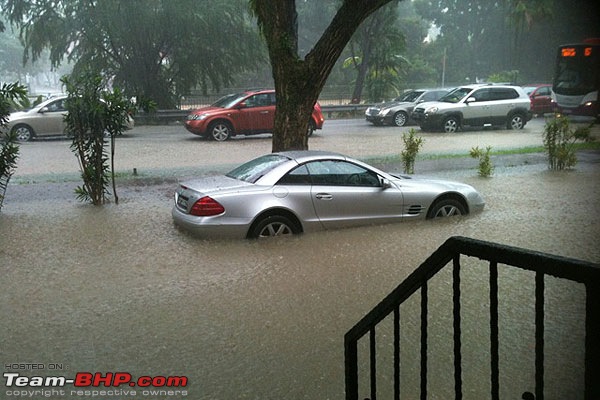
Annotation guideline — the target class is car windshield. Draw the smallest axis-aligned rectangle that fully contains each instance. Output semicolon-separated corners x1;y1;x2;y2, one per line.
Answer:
226;154;291;183
212;93;248;108
439;87;473;103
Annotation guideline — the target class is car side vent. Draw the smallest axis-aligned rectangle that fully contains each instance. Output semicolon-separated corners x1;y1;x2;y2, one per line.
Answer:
407;205;425;215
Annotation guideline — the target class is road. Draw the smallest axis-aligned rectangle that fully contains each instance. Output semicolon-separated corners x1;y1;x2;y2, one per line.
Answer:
3;116;600;400
13;117;553;180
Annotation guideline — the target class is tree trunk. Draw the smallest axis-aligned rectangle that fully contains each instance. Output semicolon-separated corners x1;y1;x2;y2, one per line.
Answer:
252;0;395;152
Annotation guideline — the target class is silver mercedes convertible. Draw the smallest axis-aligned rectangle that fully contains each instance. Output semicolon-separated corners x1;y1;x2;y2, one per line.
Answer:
172;151;485;238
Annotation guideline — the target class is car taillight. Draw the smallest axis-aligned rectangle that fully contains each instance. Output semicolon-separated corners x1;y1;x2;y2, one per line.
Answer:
190;196;225;216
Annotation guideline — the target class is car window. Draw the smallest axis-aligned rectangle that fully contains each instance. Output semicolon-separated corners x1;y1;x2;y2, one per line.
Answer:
226;154;290;183
305;160;381;187
440;87;472;103
489;88;519;100
277;165;311;185
213;93;246;108
422;91;441;102
245;93;273;108
45;99;66;112
538;86;551;96
469;89;491;102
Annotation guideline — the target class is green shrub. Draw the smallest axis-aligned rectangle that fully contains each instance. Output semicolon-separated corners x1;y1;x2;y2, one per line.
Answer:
543;116;592;170
470;145;494;177
0;82;28;212
401;129;424;174
62;71;133;205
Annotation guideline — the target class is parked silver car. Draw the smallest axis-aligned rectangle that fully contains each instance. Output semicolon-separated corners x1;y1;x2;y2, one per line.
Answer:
172;151;485;239
412;84;532;133
365;88;450;127
5;95;134;142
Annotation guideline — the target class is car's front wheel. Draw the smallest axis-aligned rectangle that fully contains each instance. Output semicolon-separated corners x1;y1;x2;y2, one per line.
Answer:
393;111;408;127
427;198;467;219
209;121;232;141
507;113;526;130
249;215;299;238
442;116;460;133
12;124;34;142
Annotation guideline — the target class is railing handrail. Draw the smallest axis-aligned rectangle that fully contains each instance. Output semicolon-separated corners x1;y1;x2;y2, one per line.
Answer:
344;236;600;400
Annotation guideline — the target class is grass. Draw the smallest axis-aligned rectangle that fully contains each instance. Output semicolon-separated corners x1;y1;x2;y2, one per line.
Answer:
365;141;600;165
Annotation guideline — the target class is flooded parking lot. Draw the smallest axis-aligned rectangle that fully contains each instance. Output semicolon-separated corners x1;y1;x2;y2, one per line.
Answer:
1;122;599;399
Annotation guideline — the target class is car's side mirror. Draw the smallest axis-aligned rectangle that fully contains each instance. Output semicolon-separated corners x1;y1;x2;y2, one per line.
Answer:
236;102;247;109
466;97;476;104
380;178;392;189
39;107;49;113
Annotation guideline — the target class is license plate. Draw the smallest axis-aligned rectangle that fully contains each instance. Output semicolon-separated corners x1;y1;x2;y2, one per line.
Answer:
177;195;188;209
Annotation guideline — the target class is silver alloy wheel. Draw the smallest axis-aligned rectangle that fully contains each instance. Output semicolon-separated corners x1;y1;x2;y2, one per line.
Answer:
258;221;293;237
509;114;524;130
211;123;231;141
443;117;459;133
393;111;408;127
13;125;34;142
433;204;462;217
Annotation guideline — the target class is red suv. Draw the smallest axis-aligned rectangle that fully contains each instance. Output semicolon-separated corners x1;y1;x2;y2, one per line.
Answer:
184;89;325;141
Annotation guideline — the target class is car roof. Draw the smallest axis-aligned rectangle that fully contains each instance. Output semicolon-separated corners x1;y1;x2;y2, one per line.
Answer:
275;150;346;163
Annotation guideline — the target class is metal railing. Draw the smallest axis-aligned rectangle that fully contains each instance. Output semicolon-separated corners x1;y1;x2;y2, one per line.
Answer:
344;236;600;400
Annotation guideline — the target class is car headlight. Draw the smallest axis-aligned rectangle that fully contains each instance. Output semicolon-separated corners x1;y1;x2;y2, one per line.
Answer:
425;106;438;114
188;114;208;121
380;108;391;116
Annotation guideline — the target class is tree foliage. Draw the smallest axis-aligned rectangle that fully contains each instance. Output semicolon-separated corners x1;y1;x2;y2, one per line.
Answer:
345;2;407;103
1;0;264;108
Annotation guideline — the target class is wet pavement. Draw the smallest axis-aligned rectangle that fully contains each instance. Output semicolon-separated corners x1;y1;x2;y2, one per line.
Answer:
1;120;599;399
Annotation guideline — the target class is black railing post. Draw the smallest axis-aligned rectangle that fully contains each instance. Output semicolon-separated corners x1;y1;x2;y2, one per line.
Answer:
453;256;463;399
585;281;600;400
344;236;600;400
535;272;545;400
490;261;499;400
420;283;428;400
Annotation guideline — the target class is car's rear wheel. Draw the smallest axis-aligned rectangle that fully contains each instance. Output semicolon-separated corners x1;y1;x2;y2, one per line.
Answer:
507;113;526;130
442;116;460;133
427;198;467;219
209;121;232;141
249;215;298;238
307;120;316;137
393;111;408;127
12;124;34;142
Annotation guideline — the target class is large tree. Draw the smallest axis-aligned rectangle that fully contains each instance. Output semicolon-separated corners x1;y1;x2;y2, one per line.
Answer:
0;0;264;108
250;0;398;152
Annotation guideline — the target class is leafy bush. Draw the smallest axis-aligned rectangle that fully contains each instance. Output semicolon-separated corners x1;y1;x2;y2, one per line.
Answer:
470;145;494;177
0;82;28;212
401;129;424;174
62;72;133;205
542;116;592;170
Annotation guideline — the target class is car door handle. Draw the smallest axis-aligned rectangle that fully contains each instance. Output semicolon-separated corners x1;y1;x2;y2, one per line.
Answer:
315;193;333;200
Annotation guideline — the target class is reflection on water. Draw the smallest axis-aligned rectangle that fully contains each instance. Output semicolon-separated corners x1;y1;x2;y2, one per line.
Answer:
1;166;598;399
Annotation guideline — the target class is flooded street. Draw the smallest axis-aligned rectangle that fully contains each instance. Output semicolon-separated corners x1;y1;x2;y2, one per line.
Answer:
1;121;599;399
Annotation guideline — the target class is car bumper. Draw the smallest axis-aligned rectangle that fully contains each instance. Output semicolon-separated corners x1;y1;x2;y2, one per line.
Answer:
184;120;208;136
172;206;251;238
413;113;444;129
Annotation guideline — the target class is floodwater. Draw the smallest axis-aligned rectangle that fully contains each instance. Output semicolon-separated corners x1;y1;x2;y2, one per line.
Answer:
1;124;599;399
